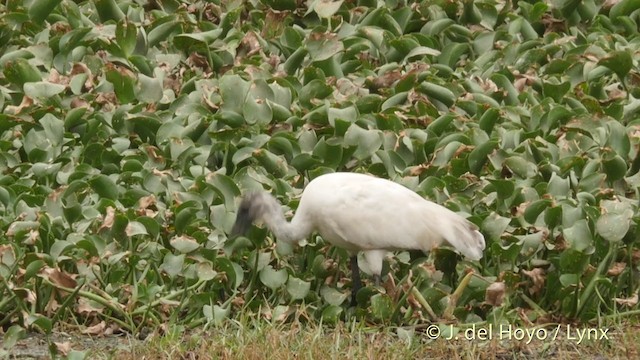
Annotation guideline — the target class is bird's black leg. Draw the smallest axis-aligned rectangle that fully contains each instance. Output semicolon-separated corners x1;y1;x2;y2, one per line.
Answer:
373;274;381;286
350;255;361;306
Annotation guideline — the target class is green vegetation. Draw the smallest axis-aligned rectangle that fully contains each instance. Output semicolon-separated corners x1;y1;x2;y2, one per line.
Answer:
1;0;640;357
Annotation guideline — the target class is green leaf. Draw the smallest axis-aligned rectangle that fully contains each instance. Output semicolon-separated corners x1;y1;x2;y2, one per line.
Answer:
116;21;138;57
175;201;202;234
95;0;125;22
482;213;511;240
344;125;383;160
125;221;148;237
3;59;41;87
418;83;456;108
562;219;593;252
286;277;311;300
106;68;136;104
148;19;180;48
542;80;571;103
39;114;64;147
24;82;65;98
299;80;332;108
170;235;200;253
203;304;230;325
260;265;288;290
320;286;348;306
598;51;633;82
321;305;343;324
2;325;25;350
89;175;118;200
196;263;217;281
28;0;63;23
427;113;455;135
307;33;344;62
27;315;52;333
524;199;552;224
468;140;498;175
596;210;633;242
602;154;627;181
312;0;343;18
219;74;250;113
370;293;393;320
174;29;223;47
403;46;441;62
161;254;185;279
504;156;537;178
609;0;640;20
137;73;163;103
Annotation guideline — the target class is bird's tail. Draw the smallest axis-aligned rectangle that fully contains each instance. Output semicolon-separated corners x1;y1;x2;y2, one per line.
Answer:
440;214;486;260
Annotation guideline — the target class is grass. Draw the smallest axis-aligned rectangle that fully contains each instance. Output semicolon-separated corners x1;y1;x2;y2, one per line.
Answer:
95;317;640;360
4;315;638;359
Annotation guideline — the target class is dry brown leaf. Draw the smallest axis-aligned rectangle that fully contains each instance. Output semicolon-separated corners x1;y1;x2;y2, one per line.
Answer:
82;321;107;335
23;288;37;304
614;292;639;307
485;281;506;306
70;97;91;109
40;267;77;290
5;96;34;114
607;262;627;276
516;307;535;327
522;268;546;296
99;206;116;231
48;68;66;85
187;52;209;70
138;194;156;209
241;30;262;57
54;341;72;356
77;297;105;315
94;92;117;108
147;146;164;162
24;229;39;245
71;63;93;91
45;295;60;314
0;244;16;262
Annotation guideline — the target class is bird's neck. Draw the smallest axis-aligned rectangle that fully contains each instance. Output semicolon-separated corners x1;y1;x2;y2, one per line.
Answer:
260;195;312;243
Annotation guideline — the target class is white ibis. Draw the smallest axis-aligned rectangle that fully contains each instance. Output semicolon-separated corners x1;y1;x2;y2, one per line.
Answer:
231;172;485;305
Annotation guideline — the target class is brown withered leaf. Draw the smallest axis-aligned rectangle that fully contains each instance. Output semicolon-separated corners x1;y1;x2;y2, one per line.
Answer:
23;229;39;245
99;206;116;231
40;267;77;290
5;96;34;114
77;297;105;315
146;146;165;162
14;288;37;305
485;281;506;306
187;52;209;71
70;62;94;91
607;262;627;276
241;31;262;57
0;244;16;264
614;292;639;307
70;97;91;109
54;341;72;356
45;295;60;314
138;194;156;210
82;321;107;335
522;268;546;296
516;307;535;327
94;92;117;111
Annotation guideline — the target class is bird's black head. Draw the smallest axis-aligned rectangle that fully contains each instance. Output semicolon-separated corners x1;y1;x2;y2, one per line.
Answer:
231;193;260;237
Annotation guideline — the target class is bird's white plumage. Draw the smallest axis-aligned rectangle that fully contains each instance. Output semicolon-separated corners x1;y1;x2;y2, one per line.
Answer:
291;173;485;265
237;172;485;279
